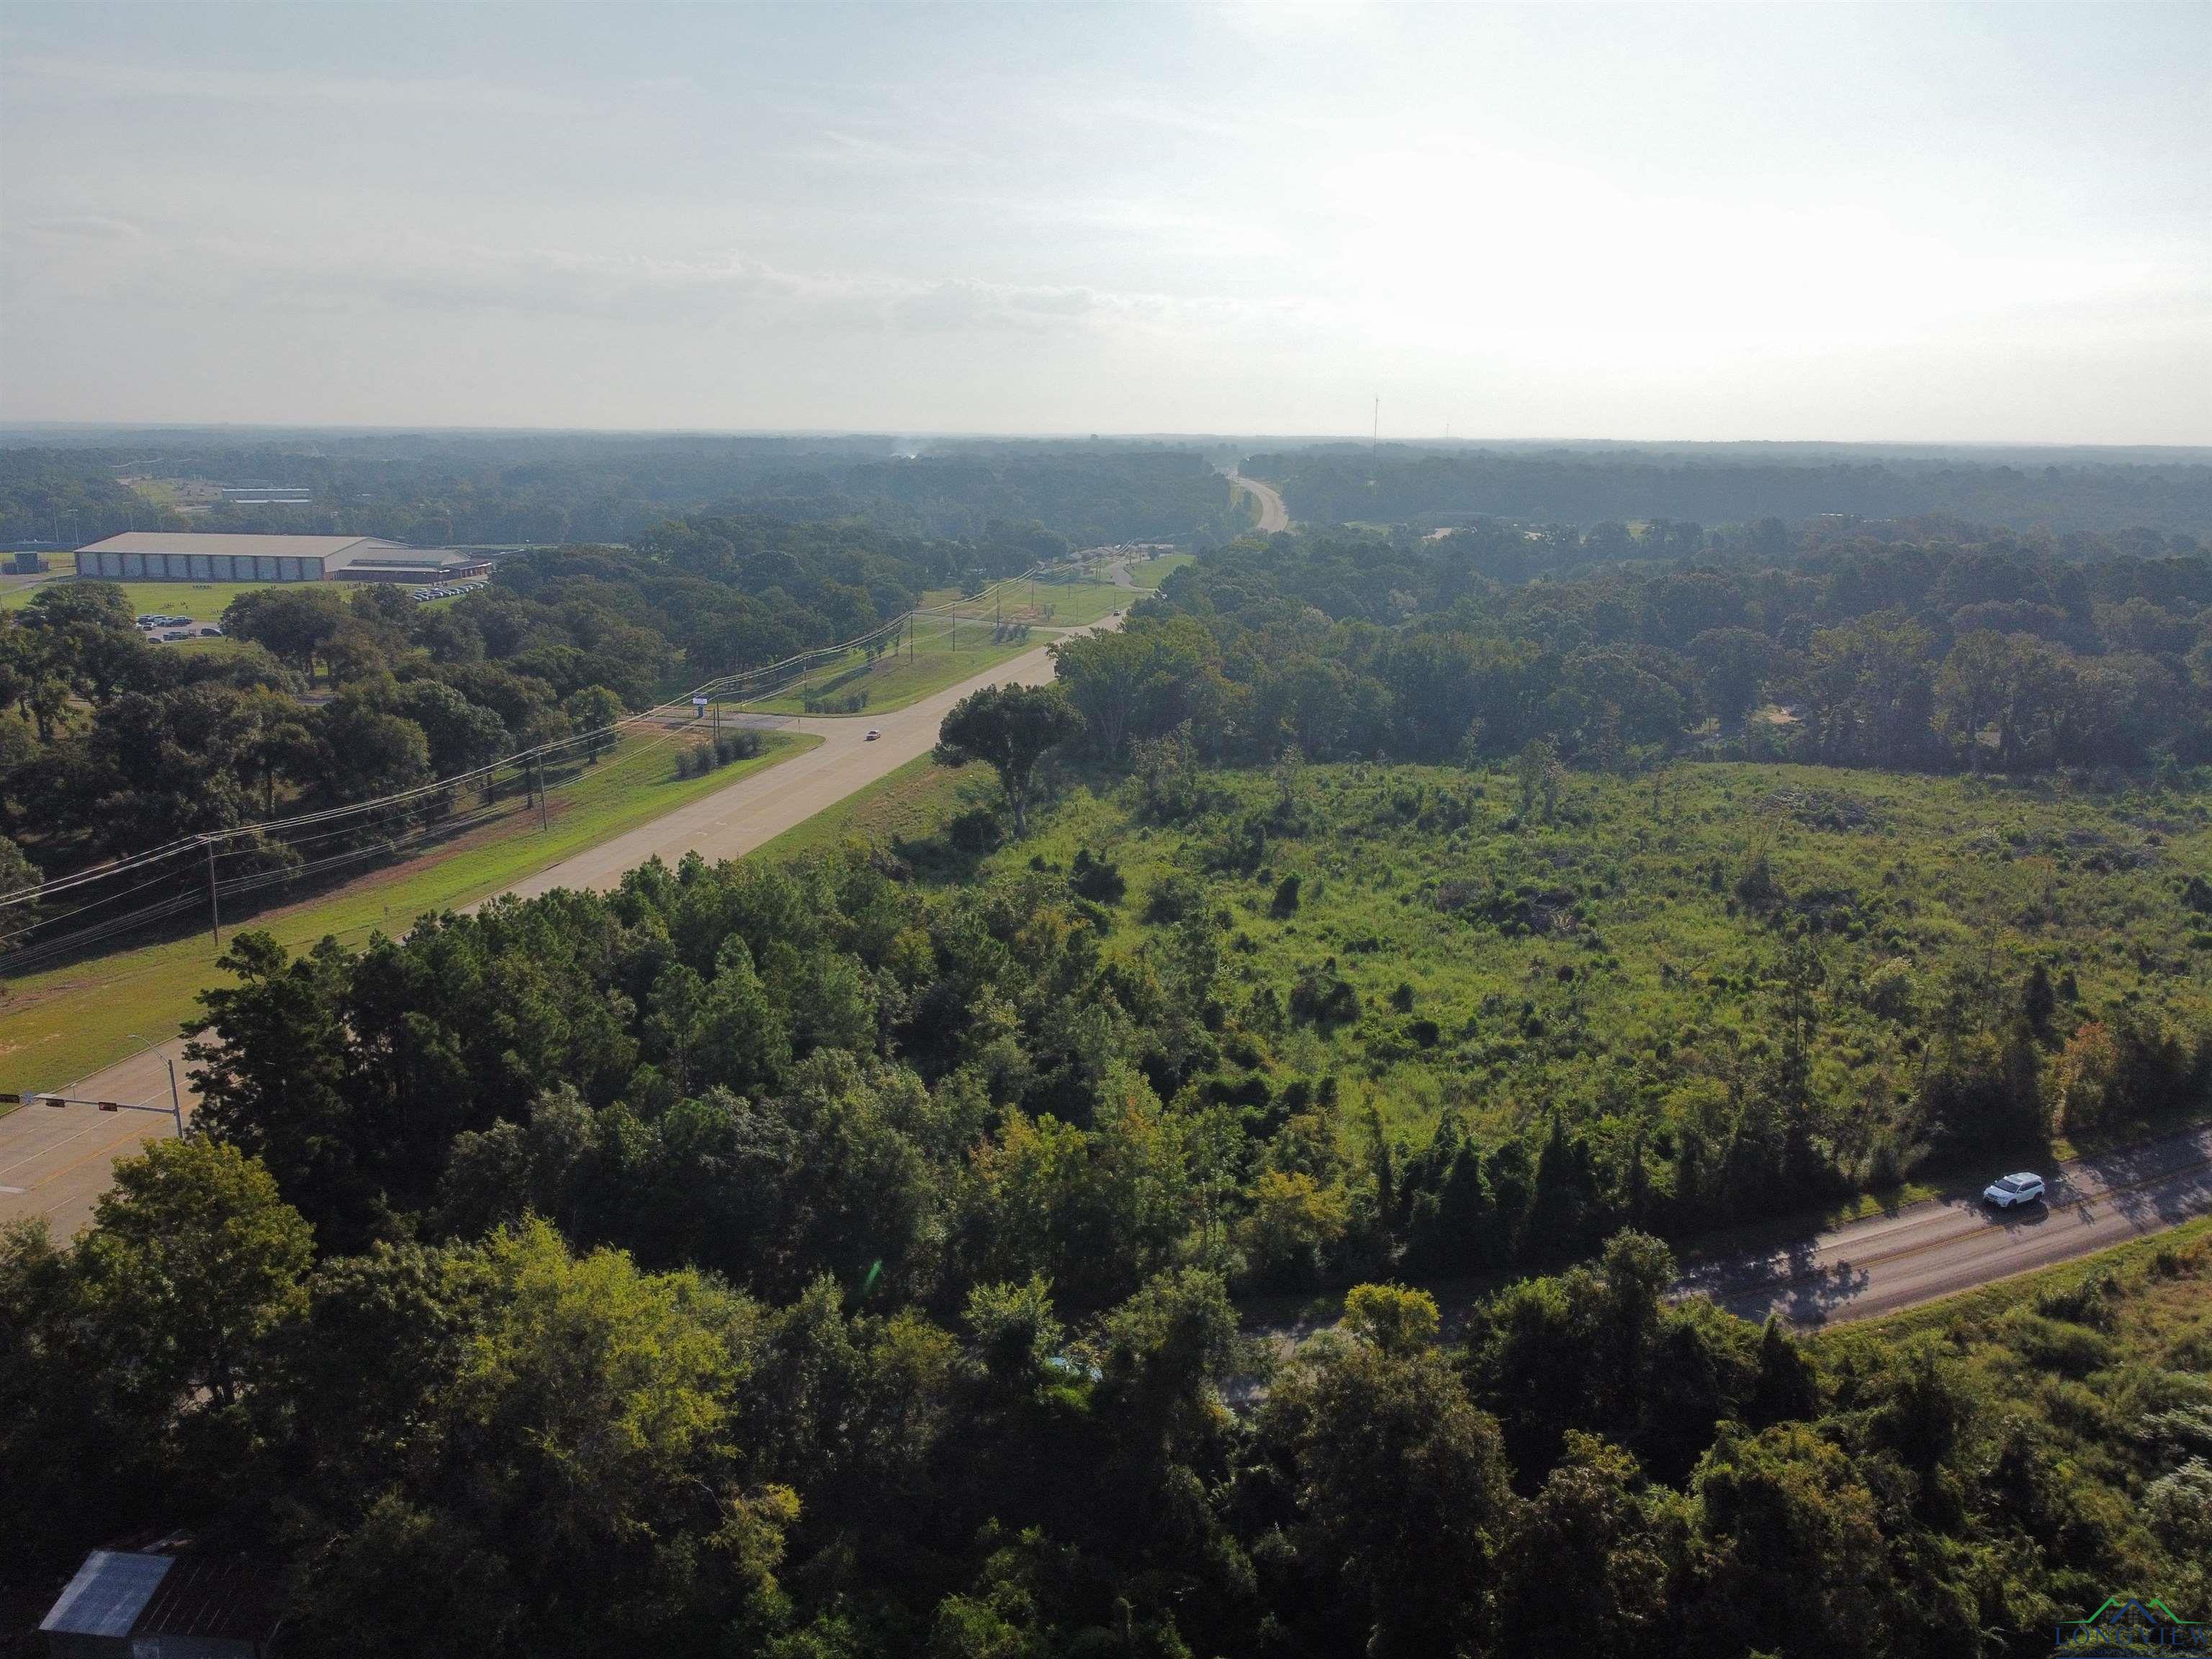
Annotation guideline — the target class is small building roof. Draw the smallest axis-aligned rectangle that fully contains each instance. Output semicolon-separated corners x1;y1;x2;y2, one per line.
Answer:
134;1552;283;1640
40;1550;174;1637
40;1543;283;1645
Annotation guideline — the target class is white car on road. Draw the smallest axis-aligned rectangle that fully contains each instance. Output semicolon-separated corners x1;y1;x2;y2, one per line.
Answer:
1982;1172;2046;1209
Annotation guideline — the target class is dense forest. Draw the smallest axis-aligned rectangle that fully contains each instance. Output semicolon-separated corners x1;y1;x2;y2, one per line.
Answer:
0;521;961;878
0;435;1250;550
1253;444;2212;537
9;495;2212;1651
2;937;2204;1653
1050;520;2212;773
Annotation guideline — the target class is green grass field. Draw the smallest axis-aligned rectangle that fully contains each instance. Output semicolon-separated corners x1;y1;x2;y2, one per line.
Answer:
1;575;282;619
919;566;1141;629
742;612;1045;716
0;727;815;1096
1020;576;1133;626
1128;552;1192;590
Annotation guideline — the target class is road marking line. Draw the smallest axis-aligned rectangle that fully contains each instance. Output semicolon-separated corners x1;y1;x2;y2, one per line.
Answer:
18;1118;168;1193
1714;1152;2212;1300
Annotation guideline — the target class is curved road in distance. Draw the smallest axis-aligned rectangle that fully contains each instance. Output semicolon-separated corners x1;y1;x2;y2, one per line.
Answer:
1;603;1130;1241
1230;471;1290;533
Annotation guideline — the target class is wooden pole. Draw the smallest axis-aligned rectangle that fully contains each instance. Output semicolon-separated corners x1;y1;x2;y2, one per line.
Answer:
204;840;222;948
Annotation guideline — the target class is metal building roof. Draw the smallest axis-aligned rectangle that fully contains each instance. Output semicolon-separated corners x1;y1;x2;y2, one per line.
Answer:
77;531;401;559
40;1550;173;1637
40;1545;284;1643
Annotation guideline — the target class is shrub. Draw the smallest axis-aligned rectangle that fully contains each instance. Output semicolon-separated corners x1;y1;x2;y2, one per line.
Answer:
1069;848;1126;904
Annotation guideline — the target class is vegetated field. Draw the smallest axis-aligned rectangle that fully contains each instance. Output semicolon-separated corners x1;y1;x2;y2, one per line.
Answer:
743;610;1043;715
0;727;815;1096
755;752;993;863
1;575;279;618
1128;552;1193;589
918;567;1138;628
998;760;2212;1173
1017;571;1136;625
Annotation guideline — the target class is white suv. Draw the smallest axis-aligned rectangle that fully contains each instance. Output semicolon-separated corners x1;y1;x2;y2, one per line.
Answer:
1982;1172;2046;1209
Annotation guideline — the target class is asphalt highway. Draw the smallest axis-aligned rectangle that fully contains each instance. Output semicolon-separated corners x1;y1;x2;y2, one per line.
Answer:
1678;1123;2212;1325
1230;472;1290;533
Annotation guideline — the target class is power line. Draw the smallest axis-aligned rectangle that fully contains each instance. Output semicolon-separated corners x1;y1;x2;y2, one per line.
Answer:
1;550;1114;973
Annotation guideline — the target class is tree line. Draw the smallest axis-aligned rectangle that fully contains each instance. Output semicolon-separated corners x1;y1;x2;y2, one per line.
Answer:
1;517;1043;884
0;581;637;884
1;434;1246;549
4;1128;2201;1656
1253;443;2212;536
1048;520;2212;774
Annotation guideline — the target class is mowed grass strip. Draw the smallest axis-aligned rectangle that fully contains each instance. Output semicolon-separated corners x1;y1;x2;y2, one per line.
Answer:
755;754;992;863
1;575;286;618
743;612;1044;716
917;570;1137;629
1128;553;1192;590
0;728;816;1095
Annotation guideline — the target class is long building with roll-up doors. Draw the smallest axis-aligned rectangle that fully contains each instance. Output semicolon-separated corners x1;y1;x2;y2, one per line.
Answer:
74;532;491;585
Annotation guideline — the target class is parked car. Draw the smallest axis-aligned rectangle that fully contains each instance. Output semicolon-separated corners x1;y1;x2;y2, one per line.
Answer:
160;630;192;642
198;625;223;637
1982;1172;2046;1209
866;729;881;740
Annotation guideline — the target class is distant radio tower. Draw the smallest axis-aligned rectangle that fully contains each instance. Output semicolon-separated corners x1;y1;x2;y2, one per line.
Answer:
1370;396;1379;482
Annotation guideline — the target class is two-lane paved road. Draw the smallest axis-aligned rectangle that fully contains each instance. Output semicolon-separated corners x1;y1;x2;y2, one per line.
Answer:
1680;1123;2212;1324
1;611;1125;1240
1241;1123;2212;1365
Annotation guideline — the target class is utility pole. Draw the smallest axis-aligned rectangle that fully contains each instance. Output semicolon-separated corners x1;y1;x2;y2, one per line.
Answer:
124;1034;190;1140
534;757;549;831
204;840;221;948
163;1052;186;1139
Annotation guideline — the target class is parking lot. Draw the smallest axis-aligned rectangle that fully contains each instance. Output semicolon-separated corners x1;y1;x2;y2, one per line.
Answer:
410;579;488;603
135;611;222;642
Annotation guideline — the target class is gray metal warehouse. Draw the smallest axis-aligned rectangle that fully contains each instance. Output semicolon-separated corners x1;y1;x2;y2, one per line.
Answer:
75;532;492;585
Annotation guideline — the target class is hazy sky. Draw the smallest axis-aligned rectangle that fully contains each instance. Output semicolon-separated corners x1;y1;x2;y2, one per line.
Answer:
4;2;2207;442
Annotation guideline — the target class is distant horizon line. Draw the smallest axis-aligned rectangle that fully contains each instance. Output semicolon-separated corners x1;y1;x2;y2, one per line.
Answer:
1;421;2207;457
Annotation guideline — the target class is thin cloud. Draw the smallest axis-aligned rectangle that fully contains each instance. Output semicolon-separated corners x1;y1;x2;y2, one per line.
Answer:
6;53;570;117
